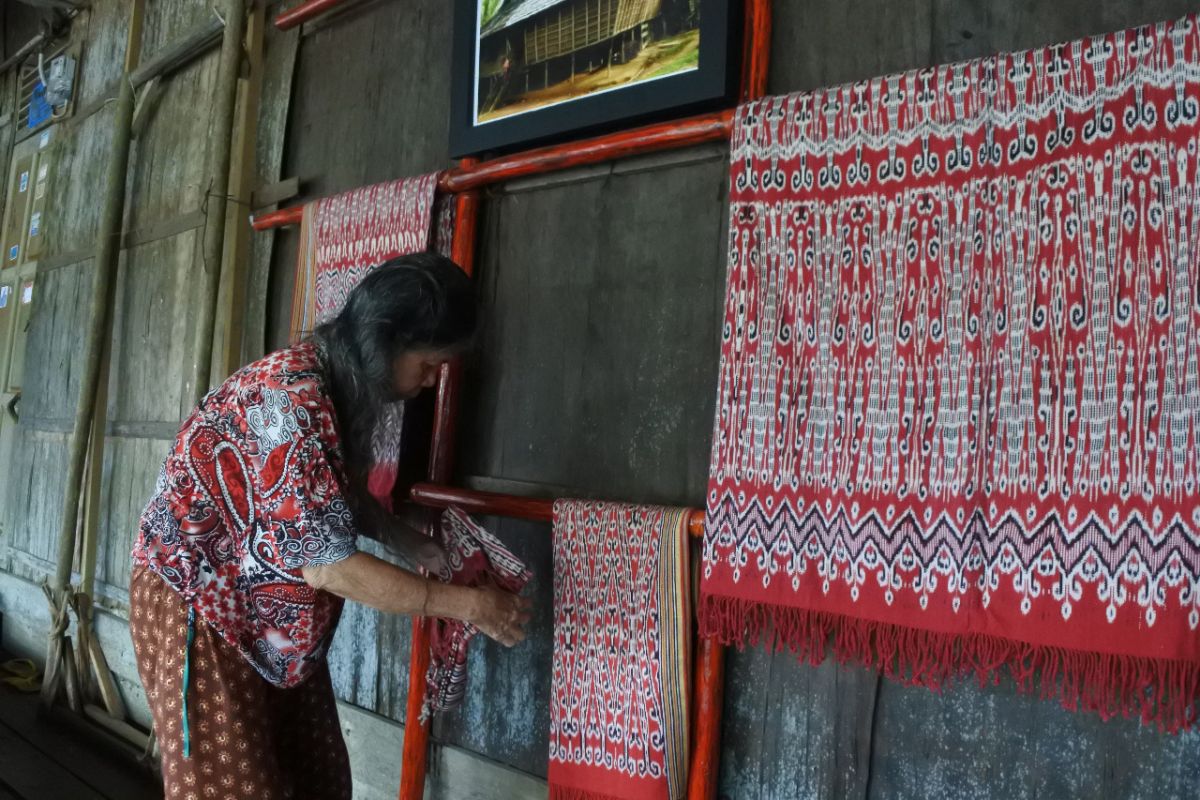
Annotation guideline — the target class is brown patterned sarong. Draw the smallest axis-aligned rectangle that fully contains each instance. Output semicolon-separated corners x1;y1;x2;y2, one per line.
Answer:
129;565;351;800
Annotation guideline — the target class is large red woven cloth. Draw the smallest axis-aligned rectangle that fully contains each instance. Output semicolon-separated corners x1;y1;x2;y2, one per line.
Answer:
549;501;691;800
702;15;1200;730
291;175;448;509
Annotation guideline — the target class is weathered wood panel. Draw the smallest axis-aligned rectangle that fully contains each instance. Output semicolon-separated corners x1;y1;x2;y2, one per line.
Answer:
18;258;92;421
868;676;1200;799
125;53;220;233
73;2;131;111
0;425;70;568
139;0;219;60
243;21;300;365
95;435;170;593
326;537;415;721
107;230;198;424
458;150;727;504
42;107;114;258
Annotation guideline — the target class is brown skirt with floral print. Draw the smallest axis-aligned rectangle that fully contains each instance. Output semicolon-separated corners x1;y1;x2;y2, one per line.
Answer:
129;564;352;800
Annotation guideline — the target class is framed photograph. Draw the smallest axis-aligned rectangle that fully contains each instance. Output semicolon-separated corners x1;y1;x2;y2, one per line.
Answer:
449;0;739;157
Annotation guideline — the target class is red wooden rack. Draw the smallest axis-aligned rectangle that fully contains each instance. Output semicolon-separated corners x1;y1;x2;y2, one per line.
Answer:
254;2;773;798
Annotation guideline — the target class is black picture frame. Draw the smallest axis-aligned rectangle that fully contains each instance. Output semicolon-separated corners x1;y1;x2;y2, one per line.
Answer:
449;0;739;158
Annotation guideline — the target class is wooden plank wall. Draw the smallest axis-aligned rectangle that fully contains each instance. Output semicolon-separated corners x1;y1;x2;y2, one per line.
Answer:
0;0;226;721
272;0;1200;798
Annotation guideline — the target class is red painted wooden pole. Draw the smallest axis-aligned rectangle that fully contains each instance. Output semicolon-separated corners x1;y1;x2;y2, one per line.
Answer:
741;0;773;102
408;481;705;539
274;0;350;31
687;637;727;800
250;110;734;232
397;167;480;800
439;109;735;194
250;204;303;231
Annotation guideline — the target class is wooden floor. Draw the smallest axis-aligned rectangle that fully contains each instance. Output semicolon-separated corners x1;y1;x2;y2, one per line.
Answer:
0;681;161;800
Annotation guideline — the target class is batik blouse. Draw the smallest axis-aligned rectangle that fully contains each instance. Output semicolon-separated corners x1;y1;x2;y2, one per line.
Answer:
133;342;359;687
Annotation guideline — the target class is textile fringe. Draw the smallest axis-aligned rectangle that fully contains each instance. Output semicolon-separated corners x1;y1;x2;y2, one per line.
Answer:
549;787;636;800
699;594;1200;733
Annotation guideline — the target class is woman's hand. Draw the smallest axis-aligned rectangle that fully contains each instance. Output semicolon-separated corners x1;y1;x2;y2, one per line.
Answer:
468;585;532;647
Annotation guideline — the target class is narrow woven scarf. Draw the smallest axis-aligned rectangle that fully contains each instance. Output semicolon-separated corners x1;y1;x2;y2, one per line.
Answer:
549;500;691;800
291;174;451;509
701;14;1200;731
421;507;532;720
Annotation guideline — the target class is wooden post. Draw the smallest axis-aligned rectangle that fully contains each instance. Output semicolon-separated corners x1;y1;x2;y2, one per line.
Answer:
741;0;772;102
187;0;247;405
43;0;146;707
75;331;111;704
215;2;266;378
686;637;726;800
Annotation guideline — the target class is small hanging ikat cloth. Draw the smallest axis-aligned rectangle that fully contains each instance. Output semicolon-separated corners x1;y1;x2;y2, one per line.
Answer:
549;501;691;800
701;14;1200;731
422;507;532;720
292;173;441;333
291;174;450;509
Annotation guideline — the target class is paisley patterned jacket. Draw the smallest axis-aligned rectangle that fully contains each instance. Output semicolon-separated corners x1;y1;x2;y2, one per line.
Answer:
133;342;358;687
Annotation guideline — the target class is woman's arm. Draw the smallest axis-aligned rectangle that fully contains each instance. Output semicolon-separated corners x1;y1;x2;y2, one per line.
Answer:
346;495;448;574
301;552;531;647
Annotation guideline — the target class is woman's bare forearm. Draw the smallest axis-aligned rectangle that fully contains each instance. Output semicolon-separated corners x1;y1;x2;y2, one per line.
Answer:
301;552;476;621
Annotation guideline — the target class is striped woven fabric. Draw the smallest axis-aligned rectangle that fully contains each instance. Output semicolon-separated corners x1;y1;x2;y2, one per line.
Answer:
549;500;691;800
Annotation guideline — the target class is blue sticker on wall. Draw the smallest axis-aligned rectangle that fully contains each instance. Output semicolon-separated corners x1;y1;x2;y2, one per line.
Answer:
28;82;52;128
0;286;9;309
7;245;18;262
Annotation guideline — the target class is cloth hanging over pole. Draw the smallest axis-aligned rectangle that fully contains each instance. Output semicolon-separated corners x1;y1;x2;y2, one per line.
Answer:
701;13;1200;732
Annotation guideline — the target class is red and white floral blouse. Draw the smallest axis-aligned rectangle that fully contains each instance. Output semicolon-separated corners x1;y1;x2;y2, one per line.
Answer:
133;342;358;687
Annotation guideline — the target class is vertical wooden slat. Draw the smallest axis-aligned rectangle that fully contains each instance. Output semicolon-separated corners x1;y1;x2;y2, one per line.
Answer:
216;2;267;378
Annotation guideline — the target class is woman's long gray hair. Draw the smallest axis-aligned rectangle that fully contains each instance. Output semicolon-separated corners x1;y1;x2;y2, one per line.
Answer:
311;252;477;525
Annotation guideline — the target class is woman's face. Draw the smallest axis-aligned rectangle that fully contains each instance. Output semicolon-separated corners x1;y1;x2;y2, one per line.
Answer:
391;348;453;399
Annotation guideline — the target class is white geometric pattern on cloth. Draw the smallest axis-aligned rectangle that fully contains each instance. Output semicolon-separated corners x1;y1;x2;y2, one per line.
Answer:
549;501;691;800
706;16;1200;630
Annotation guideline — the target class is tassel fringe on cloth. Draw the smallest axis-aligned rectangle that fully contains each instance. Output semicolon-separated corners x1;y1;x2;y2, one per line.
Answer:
701;14;1200;731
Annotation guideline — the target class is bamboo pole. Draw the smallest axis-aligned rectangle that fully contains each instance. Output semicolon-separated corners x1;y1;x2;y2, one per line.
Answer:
188;0;247;405
83;704;151;751
215;1;265;379
43;0;147;707
74;319;111;703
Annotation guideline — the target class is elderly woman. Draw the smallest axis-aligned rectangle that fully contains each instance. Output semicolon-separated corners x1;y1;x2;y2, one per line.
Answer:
129;253;530;800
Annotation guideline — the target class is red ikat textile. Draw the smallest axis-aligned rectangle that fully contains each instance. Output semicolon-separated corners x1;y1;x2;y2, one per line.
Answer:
422;507;532;720
702;15;1200;730
549;501;691;800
